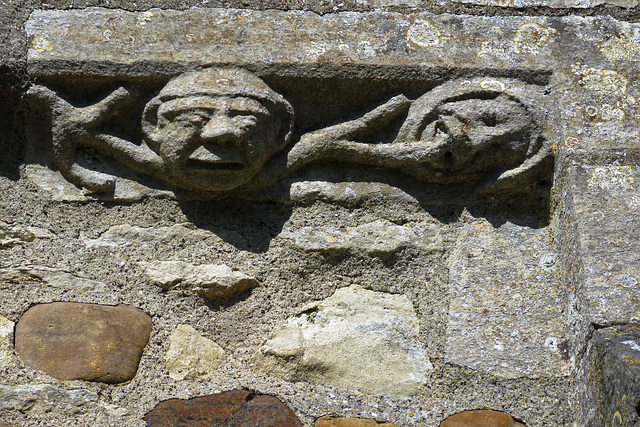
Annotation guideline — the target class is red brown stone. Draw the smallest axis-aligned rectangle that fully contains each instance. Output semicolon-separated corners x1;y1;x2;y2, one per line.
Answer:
316;415;399;426
440;410;525;427
144;389;302;427
14;302;152;384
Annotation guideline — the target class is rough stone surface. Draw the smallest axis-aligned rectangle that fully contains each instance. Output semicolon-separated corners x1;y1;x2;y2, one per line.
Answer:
0;221;35;248
315;415;400;426
251;285;432;397
0;315;15;367
562;164;640;325
81;223;229;248
0;384;127;416
0;266;107;292
576;324;640;426
452;0;637;8
439;410;525;427
143;389;302;426
445;220;569;379
14;302;152;384
2;1;637;425
165;324;225;381
279;220;442;258
142;261;259;299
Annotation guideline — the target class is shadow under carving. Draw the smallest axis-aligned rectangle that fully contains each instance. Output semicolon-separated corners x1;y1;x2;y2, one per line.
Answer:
25;68;554;231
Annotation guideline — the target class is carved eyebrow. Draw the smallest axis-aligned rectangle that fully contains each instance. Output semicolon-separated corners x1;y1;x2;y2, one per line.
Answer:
158;96;270;118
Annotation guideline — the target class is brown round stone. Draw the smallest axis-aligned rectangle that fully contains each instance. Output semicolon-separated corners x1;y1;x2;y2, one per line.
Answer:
144;389;303;427
440;410;525;427
14;302;152;384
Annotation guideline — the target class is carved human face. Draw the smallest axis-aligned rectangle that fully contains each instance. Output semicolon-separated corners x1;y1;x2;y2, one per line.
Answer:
421;96;535;179
151;95;277;192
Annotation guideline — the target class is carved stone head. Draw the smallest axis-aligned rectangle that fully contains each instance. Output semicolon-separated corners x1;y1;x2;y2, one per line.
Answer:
396;79;547;186
142;68;294;192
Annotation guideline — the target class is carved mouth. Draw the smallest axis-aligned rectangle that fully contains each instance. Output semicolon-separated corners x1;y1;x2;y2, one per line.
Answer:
185;145;244;171
186;158;244;171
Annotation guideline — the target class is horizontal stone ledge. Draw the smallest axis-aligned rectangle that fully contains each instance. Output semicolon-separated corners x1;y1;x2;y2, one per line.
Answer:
26;8;637;77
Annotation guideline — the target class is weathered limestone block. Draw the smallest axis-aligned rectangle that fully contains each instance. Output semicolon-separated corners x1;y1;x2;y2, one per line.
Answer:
279;220;442;258
14;302;152;384
575;324;640;426
439;410;525;427
315;415;400;426
0;384;127;416
144;389;302;426
0;315;14;368
82;223;231;248
251;285;432;397
561;163;640;326
142;261;259;299
0;222;52;248
446;221;569;378
0;221;34;247
165;324;225;380
0;266;107;292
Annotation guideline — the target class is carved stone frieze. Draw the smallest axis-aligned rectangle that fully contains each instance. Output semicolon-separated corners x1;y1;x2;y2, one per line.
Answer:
26;70;552;201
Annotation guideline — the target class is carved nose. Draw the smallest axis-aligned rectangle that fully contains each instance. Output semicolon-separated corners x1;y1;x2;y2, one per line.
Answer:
200;117;243;144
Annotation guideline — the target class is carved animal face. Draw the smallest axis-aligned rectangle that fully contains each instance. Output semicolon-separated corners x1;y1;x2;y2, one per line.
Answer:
416;95;538;182
149;95;278;192
428;96;532;168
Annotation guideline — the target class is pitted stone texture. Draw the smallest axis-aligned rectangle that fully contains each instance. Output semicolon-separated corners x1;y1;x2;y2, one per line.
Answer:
0;315;14;367
15;302;152;384
144;389;302;426
165;324;225;380
446;221;569;379
576;324;640;426
315;415;400;426
252;285;432;397
0;384;127;416
279;220;442;258
142;261;259;300
439;410;525;427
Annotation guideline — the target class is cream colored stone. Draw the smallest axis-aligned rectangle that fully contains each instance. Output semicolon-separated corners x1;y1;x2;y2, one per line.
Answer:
165;324;225;380
0;315;15;367
279;220;442;258
142;261;259;300
252;285;432;397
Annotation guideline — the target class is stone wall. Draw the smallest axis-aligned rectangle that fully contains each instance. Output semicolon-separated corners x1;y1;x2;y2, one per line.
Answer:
1;1;640;426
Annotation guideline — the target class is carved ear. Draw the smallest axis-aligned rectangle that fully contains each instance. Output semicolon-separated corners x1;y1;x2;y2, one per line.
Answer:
270;98;295;152
141;96;164;150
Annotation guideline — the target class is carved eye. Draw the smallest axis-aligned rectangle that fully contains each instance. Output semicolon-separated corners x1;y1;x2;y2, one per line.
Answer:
478;112;499;127
173;110;211;127
231;114;260;130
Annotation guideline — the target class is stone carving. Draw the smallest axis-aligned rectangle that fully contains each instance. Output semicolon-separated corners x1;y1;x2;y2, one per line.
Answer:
27;69;551;199
28;68;294;195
